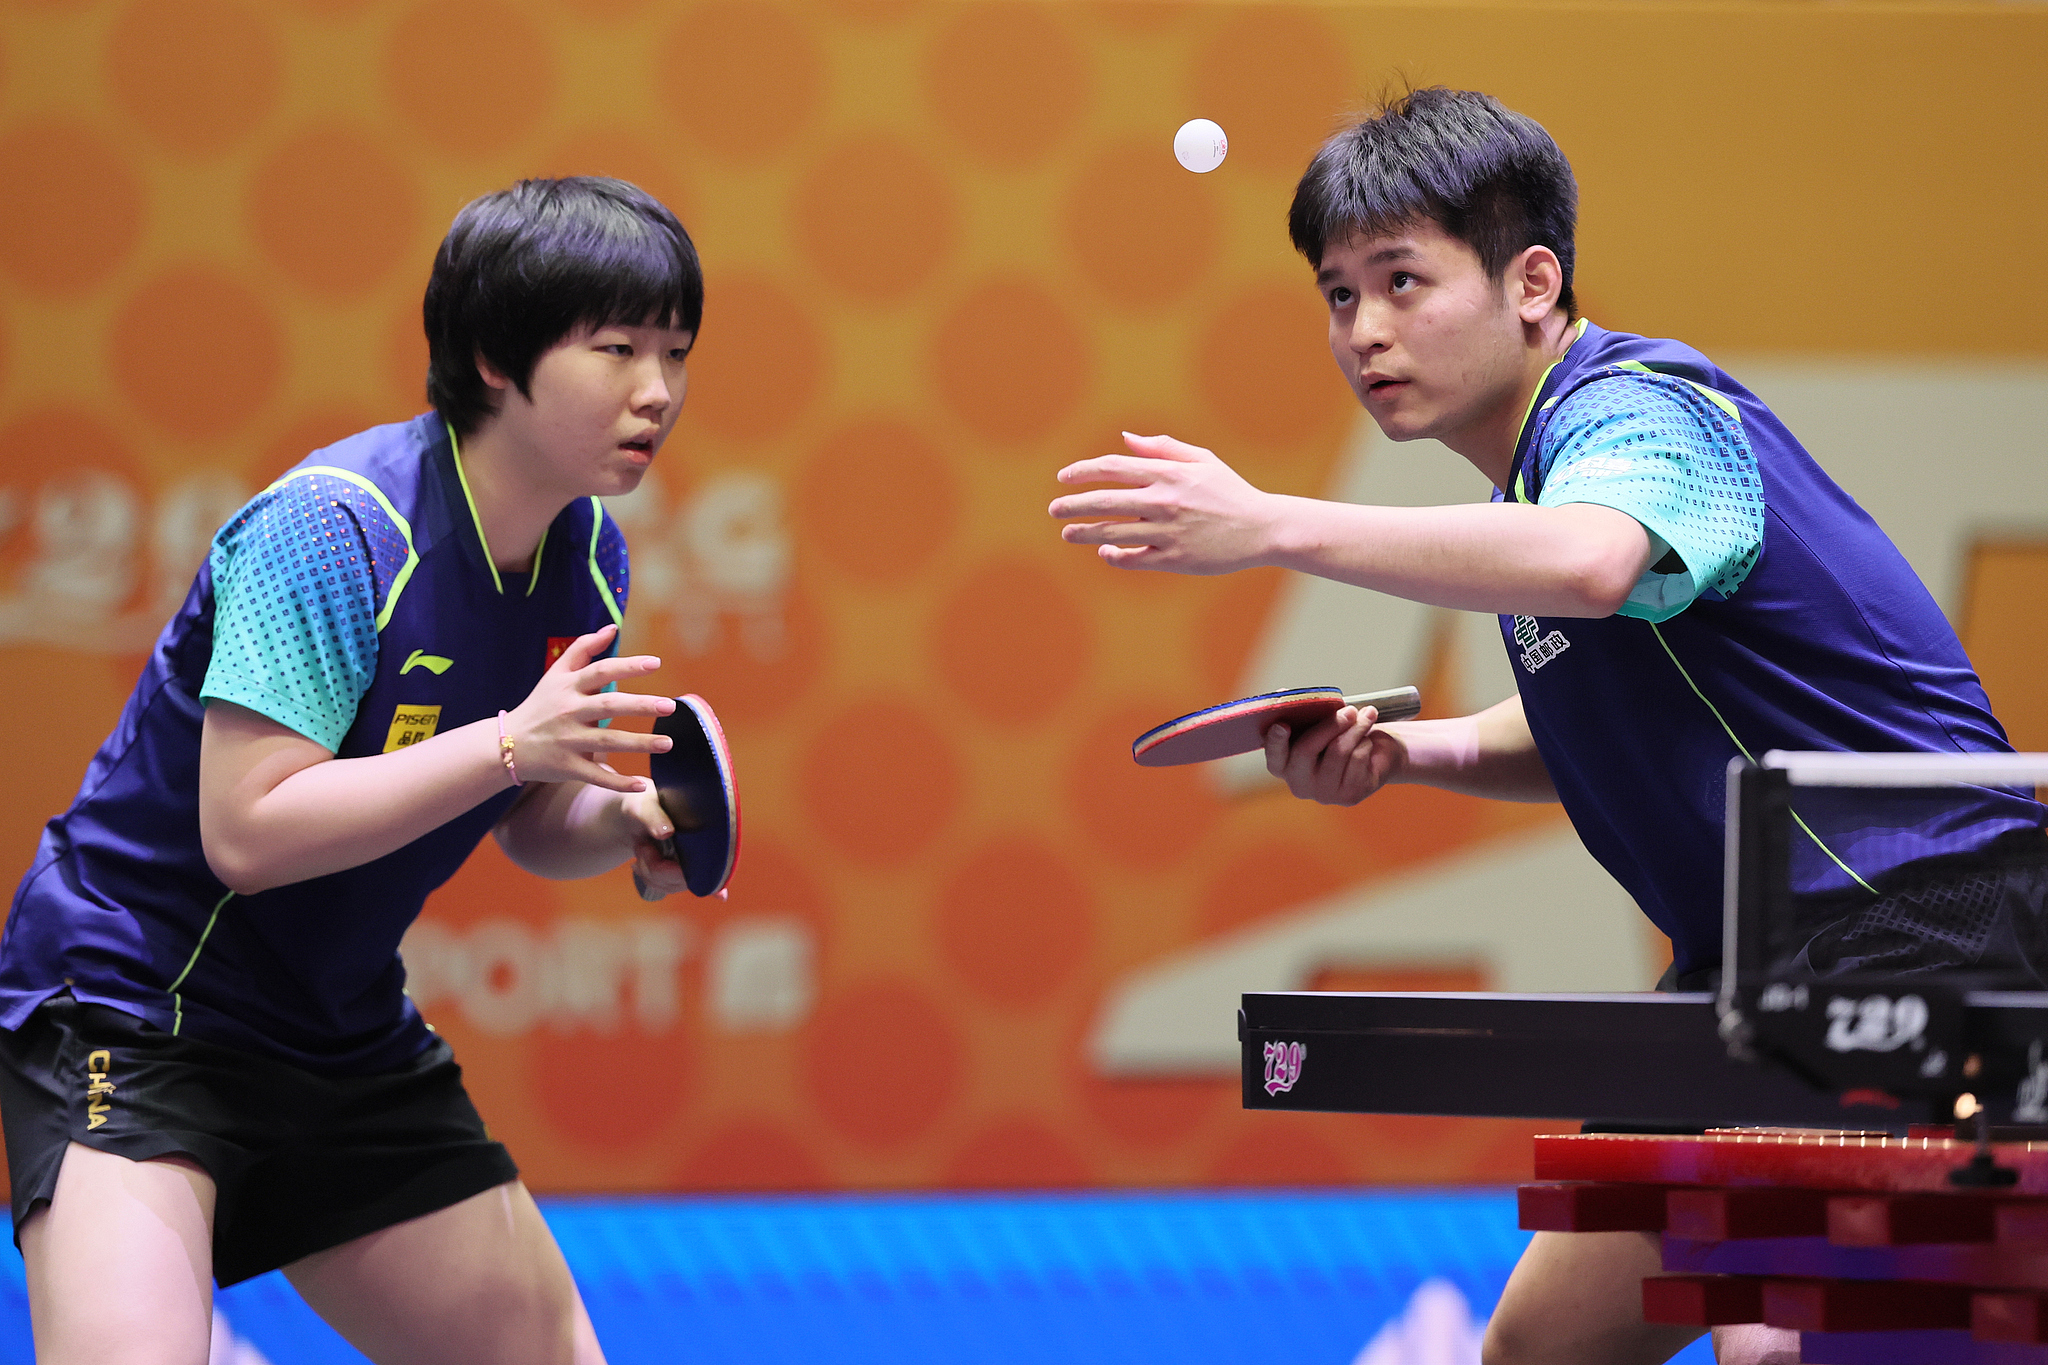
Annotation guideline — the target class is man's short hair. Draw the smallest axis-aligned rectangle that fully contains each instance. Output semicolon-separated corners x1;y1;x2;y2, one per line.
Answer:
1288;88;1578;317
424;176;705;435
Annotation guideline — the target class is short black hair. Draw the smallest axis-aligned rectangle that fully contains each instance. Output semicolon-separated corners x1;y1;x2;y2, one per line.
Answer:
423;176;705;436
1288;88;1578;317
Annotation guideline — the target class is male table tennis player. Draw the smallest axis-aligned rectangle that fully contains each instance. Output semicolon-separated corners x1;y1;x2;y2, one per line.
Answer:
1051;88;2048;1365
0;176;698;1364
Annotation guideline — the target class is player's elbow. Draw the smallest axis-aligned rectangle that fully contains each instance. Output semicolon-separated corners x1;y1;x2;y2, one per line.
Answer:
199;811;289;896
489;818;555;879
1540;507;1653;617
202;834;278;896
1555;547;1638;617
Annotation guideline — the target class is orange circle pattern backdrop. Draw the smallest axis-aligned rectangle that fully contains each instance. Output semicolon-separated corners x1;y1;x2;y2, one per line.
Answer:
0;0;2044;1194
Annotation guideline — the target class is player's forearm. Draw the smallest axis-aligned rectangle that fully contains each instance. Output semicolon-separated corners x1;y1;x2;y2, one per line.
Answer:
200;719;515;894
492;776;635;880
1262;496;1649;617
1386;696;1556;802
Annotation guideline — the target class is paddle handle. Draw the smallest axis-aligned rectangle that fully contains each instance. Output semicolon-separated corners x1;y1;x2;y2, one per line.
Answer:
1341;686;1423;723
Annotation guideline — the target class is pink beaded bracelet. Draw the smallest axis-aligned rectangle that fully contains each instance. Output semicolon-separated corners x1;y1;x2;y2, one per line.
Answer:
496;710;522;787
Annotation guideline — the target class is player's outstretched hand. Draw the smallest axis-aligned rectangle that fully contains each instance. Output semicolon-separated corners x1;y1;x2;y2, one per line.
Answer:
500;624;676;793
1050;432;1280;574
1266;704;1405;806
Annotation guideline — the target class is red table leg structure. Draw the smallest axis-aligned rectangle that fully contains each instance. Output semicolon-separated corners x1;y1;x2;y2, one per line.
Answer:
1521;1130;2048;1363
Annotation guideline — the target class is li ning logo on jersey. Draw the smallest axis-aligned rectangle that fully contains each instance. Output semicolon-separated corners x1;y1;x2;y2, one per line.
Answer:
84;1049;114;1130
1514;615;1572;673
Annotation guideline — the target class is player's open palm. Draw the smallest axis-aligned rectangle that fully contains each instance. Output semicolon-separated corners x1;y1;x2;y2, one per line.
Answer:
501;624;675;792
1051;432;1279;574
1266;704;1406;806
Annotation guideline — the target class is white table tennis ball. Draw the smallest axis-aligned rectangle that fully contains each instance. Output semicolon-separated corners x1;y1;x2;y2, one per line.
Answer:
1173;118;1228;174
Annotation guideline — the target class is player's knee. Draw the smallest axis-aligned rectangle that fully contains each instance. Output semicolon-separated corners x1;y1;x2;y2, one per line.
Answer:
540;1284;588;1365
475;1274;583;1365
1480;1309;1536;1365
1479;1301;1617;1365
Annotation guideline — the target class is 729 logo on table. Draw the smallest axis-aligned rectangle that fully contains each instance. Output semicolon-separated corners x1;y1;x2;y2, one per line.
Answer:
1823;993;1931;1054
1263;1040;1307;1096
1744;978;1961;1092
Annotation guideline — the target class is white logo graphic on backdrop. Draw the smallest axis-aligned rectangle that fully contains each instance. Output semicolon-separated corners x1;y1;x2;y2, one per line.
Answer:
402;913;815;1037
605;469;791;660
707;917;816;1031
1354;1279;1488;1365
0;464;793;658
0;469;249;651
1092;363;2048;1076
0;463;796;663
208;1309;271;1365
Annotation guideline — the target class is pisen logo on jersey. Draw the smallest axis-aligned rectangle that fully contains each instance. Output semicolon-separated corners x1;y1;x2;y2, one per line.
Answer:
1263;1040;1307;1096
546;637;577;669
84;1048;114;1130
384;704;442;752
1514;615;1571;673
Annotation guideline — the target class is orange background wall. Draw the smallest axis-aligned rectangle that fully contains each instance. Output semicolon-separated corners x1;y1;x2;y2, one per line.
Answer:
2;0;2046;1194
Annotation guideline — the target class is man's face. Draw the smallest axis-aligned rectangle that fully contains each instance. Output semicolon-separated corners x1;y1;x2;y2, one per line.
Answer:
1315;220;1529;450
490;320;694;499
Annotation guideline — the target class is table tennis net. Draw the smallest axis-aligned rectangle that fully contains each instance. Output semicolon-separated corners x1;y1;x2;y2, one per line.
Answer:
1745;752;2048;987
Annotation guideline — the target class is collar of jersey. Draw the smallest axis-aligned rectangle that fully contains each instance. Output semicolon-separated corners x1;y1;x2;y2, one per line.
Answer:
444;420;547;597
1507;316;1592;505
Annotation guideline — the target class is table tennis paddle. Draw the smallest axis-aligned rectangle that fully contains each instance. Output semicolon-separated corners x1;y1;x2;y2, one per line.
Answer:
1132;685;1422;767
634;693;740;901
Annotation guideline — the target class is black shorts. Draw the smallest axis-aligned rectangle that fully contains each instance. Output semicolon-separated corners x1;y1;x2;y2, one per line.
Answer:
0;993;518;1286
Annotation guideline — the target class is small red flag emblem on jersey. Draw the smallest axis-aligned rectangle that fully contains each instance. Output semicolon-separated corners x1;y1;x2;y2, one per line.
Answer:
545;637;576;669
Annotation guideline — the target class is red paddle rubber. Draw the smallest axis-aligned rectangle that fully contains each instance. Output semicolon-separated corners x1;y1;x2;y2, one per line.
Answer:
1132;685;1422;767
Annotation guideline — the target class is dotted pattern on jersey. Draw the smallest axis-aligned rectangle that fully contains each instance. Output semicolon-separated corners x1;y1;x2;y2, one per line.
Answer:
1534;371;1764;618
199;473;405;752
591;501;631;618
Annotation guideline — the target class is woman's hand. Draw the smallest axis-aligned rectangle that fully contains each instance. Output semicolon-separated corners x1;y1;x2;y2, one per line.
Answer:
498;625;675;791
617;782;689;898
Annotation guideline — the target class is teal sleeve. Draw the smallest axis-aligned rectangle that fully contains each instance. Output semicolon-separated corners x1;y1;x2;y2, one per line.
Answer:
1533;372;1765;623
199;480;383;751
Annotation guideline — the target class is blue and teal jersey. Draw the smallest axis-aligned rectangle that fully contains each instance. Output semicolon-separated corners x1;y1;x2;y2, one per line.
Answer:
0;414;631;1073
1499;321;2041;979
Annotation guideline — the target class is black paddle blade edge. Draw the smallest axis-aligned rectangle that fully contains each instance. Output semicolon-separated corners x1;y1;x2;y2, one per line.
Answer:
646;695;738;897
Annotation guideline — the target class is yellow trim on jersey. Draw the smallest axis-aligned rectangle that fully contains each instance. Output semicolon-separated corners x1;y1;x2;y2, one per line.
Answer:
167;891;233;1034
1612;359;1745;423
1510;317;1590;505
266;465;420;632
1648;621;1877;896
527;525;549;597
445;423;557;598
587;497;623;627
444;423;504;596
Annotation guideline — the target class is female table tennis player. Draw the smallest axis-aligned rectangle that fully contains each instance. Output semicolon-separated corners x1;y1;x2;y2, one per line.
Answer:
1052;89;2048;1365
0;177;699;1364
